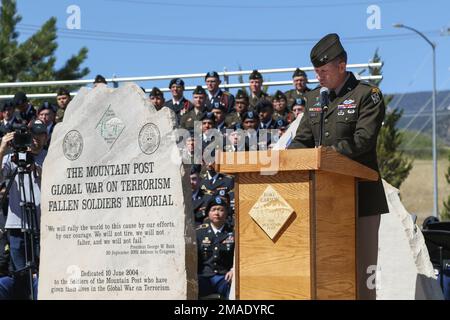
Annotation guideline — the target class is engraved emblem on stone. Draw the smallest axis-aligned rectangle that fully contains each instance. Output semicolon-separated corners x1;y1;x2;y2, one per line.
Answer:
249;185;295;240
63;130;83;161
95;104;125;149
138;123;161;155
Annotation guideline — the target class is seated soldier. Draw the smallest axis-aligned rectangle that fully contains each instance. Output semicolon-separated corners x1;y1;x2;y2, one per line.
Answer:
272;90;295;124
190;165;210;226
292;97;306;120
211;102;227;133
225;89;248;128
224;123;246;153
197;196;234;299
256;100;276;130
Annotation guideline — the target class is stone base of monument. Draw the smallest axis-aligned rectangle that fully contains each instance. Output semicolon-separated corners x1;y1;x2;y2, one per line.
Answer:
38;83;197;299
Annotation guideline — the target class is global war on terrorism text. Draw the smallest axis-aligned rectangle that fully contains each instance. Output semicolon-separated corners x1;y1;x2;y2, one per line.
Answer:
47;162;175;212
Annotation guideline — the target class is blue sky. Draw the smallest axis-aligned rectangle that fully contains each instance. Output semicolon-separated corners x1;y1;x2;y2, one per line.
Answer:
14;0;450;95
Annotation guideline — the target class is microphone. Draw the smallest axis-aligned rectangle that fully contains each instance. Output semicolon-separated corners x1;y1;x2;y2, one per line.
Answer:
319;87;330;112
318;87;329;147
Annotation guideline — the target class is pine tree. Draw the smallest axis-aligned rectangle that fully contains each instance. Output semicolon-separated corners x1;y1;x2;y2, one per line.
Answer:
441;151;450;221
370;48;413;188
0;0;89;97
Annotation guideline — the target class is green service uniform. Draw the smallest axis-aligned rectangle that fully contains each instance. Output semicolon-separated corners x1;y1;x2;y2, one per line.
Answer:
289;72;389;217
284;89;310;109
249;92;270;111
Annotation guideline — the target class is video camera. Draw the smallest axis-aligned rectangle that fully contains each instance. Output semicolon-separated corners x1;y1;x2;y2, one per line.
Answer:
0;121;47;152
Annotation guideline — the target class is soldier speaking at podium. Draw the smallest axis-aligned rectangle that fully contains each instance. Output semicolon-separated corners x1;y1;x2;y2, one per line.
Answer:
289;33;389;299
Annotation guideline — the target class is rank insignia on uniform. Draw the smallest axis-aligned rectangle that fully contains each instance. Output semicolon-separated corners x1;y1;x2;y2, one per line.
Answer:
202;237;211;244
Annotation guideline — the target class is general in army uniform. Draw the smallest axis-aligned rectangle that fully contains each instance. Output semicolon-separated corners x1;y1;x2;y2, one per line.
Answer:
248;70;270;110
288;33;388;300
196;196;234;299
180;85;206;130
204;71;235;114
284;68;310;109
224;89;249;128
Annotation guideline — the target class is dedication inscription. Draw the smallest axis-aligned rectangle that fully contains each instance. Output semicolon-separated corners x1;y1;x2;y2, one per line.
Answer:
39;84;196;299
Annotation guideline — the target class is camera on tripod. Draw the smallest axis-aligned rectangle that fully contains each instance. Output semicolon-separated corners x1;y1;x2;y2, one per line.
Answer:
0;121;47;153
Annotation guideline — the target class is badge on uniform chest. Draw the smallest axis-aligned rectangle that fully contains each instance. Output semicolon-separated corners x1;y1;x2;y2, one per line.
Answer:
337;99;356;110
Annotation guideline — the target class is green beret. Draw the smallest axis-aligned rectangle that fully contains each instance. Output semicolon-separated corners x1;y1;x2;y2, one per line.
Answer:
193;85;206;95
292;68;307;78
249;70;263;81
310;33;346;68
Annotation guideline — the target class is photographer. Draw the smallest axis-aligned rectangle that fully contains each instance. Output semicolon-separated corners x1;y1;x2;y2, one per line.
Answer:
0;120;48;299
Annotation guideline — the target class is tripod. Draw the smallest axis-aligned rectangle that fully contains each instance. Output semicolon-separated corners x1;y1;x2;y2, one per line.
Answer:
3;151;39;300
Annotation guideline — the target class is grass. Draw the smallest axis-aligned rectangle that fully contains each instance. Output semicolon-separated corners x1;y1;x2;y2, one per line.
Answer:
399;158;450;225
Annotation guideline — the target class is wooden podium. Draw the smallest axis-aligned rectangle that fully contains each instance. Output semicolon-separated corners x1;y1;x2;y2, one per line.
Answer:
215;147;378;300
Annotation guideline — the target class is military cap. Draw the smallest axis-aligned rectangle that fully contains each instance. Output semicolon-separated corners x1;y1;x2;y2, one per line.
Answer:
0;100;14;112
211;100;226;112
56;87;70;97
149;87;164;98
293;97;306;106
38;101;57;114
169;78;184;88
205;71;220;81
206;195;229;213
30;120;48;135
200;111;216;124
193;85;206;95
13;91;28;106
235;89;249;101
275;118;288;129
93;74;107;84
310;33;346;68
255;99;273;113
272;90;287;101
242;111;257;121
292;68;307;78
231;122;243;130
249;70;263;81
190;164;202;175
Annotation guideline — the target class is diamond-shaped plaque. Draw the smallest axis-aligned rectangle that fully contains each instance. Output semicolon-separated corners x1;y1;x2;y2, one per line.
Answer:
249;185;294;240
95;104;125;149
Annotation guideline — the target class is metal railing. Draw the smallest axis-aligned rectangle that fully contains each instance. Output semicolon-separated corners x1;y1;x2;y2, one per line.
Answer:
0;62;382;100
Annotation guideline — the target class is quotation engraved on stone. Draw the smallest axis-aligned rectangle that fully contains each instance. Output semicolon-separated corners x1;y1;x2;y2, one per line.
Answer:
62;130;83;161
138;123;161;155
95;104;125;148
249;185;295;240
